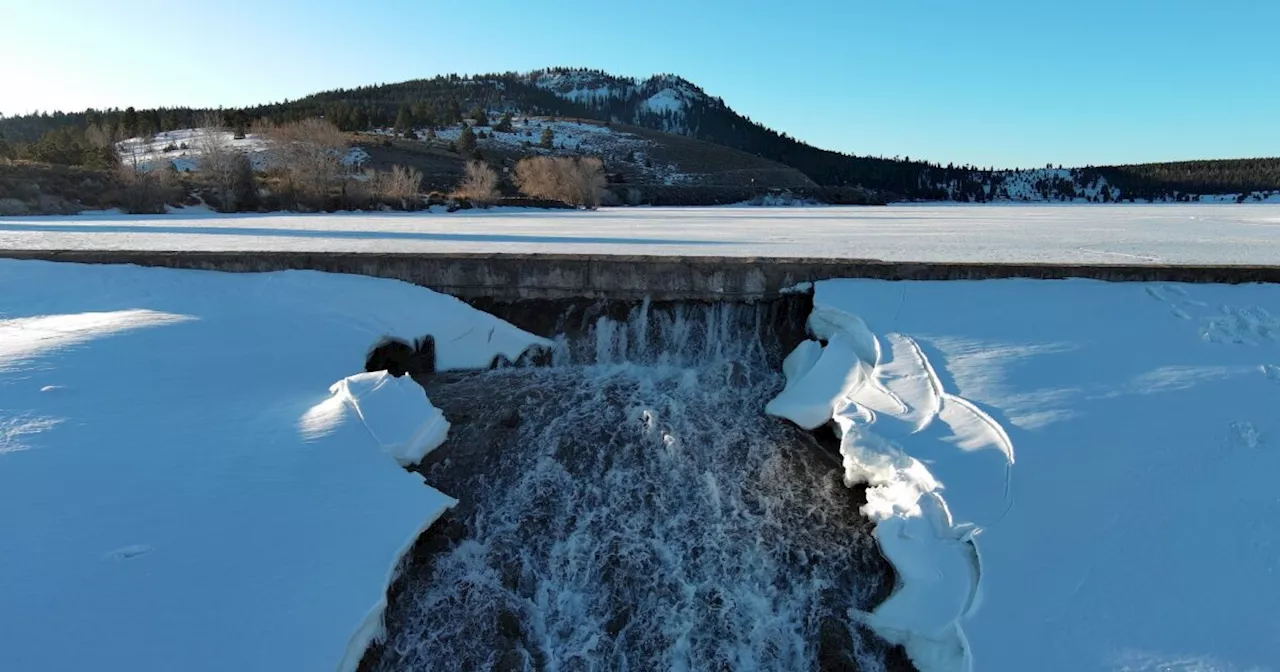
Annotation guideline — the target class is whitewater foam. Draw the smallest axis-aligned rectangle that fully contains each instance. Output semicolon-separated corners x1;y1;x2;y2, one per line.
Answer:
365;301;908;671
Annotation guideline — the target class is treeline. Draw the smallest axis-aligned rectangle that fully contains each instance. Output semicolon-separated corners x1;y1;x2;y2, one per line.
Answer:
1082;159;1280;201
5;70;1280;200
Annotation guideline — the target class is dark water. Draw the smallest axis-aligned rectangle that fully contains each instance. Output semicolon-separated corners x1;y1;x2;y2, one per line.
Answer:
361;302;912;672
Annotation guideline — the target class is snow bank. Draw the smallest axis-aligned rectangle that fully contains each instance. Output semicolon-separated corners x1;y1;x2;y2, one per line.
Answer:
771;277;1280;671
325;371;451;467
0;260;547;672
768;284;1004;671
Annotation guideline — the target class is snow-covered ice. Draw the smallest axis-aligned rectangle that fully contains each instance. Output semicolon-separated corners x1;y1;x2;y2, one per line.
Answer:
0;260;546;672
768;278;1280;671
2;204;1279;265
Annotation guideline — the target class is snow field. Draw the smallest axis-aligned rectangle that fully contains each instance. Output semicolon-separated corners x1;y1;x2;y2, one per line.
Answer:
768;277;1280;671
0;260;547;672
3;204;1280;266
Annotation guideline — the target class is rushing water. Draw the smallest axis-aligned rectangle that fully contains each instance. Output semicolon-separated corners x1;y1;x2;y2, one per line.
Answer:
362;301;910;672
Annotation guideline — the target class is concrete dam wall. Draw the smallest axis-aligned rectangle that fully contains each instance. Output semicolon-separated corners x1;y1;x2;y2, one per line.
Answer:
3;250;1280;300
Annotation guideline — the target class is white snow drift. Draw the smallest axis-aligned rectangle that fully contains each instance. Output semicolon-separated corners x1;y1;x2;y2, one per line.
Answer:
0;260;546;672
769;278;1280;671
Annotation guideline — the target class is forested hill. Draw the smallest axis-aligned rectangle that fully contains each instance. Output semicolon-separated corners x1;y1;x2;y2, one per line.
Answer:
3;67;1278;202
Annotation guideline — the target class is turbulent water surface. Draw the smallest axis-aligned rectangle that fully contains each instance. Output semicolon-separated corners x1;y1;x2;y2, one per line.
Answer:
362;302;911;672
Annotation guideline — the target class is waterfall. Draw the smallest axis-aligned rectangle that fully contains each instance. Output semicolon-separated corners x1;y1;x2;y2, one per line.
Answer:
362;300;912;672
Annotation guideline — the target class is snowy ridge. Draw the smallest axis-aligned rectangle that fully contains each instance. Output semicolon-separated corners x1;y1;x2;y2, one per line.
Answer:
529;69;710;134
767;286;1018;672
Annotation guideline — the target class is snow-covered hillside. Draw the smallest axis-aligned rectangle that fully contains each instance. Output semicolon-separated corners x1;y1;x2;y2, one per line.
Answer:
527;69;711;135
115;128;371;173
929;166;1280;204
987;168;1120;202
0;260;546;672
392;116;692;184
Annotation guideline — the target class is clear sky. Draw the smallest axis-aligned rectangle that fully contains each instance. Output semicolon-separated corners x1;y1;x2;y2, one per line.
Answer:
3;0;1277;168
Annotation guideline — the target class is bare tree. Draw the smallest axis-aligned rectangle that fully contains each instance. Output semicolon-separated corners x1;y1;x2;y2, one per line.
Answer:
452;160;498;206
373;165;423;210
196;112;246;211
116;154;176;214
84;122;119;150
258;118;348;210
514;156;606;208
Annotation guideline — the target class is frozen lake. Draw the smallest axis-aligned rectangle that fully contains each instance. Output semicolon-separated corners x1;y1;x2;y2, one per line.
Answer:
2;204;1279;265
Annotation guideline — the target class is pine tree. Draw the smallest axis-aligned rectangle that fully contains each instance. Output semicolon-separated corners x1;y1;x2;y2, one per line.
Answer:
540;126;554;149
470;106;489;127
447;99;462;124
458;125;477;155
122;107;139;138
395;105;412;136
494;112;514;133
412;102;431;128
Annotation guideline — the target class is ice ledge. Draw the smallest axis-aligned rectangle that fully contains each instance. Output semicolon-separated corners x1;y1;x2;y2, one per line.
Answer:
766;283;1014;672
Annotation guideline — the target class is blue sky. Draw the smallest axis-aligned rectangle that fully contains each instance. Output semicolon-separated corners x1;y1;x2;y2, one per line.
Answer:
2;0;1277;168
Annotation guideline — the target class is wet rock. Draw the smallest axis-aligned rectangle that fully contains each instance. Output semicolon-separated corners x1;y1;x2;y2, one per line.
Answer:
604;606;631;638
494;648;525;672
818;619;855;671
365;334;436;378
516;344;553;367
497;609;523;640
365;337;414;377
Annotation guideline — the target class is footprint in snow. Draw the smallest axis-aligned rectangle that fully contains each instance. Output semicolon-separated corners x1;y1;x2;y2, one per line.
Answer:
1225;421;1263;453
105;544;153;561
1143;286;1168;303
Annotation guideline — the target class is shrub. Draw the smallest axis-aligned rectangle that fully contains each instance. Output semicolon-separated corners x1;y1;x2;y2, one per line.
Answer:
0;197;29;215
372;164;423;210
513;156;606;208
116;161;178;214
256;118;347;211
452;160;498;207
